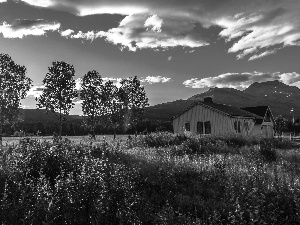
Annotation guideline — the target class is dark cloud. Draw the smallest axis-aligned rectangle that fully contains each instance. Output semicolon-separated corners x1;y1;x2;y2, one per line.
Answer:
10;19;59;30
5;0;299;59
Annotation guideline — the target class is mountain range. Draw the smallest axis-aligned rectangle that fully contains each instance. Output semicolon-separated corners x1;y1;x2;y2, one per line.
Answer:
21;80;299;123
144;80;299;121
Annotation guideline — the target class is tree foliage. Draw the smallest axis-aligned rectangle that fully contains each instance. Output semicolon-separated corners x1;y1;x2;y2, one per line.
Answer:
36;61;77;136
0;53;32;122
80;70;104;138
274;115;285;134
0;53;32;147
102;80;124;138
119;76;149;134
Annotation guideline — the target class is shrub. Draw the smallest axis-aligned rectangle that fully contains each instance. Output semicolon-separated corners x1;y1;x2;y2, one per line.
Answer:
271;138;299;149
259;139;277;162
0;138;142;224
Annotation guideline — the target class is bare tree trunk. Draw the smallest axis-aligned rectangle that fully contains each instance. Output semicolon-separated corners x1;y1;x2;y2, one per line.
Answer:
0;114;2;151
59;108;62;139
113;123;116;140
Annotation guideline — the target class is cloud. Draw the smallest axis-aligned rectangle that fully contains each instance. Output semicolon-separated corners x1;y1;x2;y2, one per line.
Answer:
141;76;172;84
168;56;172;61
20;105;30;109
0;0;7;3
20;0;54;7
102;77;123;88
61;13;208;50
183;72;300;89
13;0;300;58
144;14;163;32
0;19;60;38
60;29;74;37
27;85;46;98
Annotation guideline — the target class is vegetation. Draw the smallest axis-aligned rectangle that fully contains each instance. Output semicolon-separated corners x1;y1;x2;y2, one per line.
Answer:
120;76;149;135
36;61;78;138
0;53;32;149
80;70;104;139
1;132;300;224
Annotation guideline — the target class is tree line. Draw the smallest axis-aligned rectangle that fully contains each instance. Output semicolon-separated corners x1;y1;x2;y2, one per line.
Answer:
0;53;150;144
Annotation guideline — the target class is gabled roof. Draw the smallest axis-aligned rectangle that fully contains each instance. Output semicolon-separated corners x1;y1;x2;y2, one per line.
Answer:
241;106;269;118
241;106;274;124
172;101;263;120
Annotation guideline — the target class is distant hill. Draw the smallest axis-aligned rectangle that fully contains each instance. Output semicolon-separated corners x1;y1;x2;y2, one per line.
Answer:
144;80;300;121
20;109;82;123
144;100;198;121
20;80;300;123
188;80;300;119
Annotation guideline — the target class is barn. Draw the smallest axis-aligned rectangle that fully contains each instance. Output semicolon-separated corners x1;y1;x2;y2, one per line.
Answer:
172;97;265;137
241;106;275;138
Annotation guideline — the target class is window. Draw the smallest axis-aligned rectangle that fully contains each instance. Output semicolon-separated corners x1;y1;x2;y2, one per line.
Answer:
234;121;241;133
197;122;204;134
204;121;211;134
234;121;237;132
184;122;190;131
244;121;249;132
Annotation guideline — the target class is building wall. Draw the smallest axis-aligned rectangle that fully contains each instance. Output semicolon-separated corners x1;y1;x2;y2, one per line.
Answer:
172;104;255;136
251;124;262;137
252;122;274;138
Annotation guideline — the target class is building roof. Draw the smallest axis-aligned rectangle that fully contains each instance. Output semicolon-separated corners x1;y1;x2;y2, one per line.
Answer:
241;106;273;124
172;100;263;120
241;106;269;118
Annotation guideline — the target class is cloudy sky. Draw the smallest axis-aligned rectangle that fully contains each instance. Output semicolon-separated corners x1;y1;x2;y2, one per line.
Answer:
1;0;300;114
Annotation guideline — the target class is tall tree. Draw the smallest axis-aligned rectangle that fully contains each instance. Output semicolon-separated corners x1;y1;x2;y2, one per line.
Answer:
119;76;149;135
0;53;32;149
36;61;77;138
102;80;124;139
274;115;285;135
80;70;104;139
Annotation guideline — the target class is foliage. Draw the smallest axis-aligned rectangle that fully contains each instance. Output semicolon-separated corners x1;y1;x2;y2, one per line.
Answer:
102;80;125;138
80;70;104;138
1;133;300;224
259;139;277;162
0;138;141;224
274;115;285;134
36;61;78;137
119;76;149;134
0;53;32;147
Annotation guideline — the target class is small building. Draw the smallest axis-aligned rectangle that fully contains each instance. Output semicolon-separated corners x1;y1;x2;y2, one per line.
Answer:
172;97;265;137
241;106;275;138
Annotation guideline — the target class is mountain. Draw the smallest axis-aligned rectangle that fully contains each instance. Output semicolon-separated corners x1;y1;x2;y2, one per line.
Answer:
20;109;82;123
144;100;198;121
144;80;300;121
189;80;300;119
20;80;300;123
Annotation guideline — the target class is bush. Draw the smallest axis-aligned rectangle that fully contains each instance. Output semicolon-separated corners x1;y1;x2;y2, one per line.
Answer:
259;139;277;162
0;138;142;224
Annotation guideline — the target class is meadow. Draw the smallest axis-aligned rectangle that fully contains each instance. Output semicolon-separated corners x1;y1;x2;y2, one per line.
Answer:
1;132;300;224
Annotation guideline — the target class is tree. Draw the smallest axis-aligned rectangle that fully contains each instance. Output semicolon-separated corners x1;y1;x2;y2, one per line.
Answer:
274;115;285;136
80;70;104;139
102;80;124;139
36;61;77;138
119;76;149;135
0;53;32;149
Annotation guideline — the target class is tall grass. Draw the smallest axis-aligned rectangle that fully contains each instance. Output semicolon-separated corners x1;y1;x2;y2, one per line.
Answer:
1;132;300;224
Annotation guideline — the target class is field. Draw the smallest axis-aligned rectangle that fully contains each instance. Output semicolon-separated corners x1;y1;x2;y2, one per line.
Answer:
2;135;129;146
1;132;300;224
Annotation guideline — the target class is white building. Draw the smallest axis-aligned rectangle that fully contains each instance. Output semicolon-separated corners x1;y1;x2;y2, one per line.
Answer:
172;97;274;138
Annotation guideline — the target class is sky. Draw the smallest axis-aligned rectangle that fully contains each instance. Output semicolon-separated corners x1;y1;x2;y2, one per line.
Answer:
1;0;300;115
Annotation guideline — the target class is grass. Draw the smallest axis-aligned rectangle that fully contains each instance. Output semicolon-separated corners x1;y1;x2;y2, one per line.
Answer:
1;132;300;224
